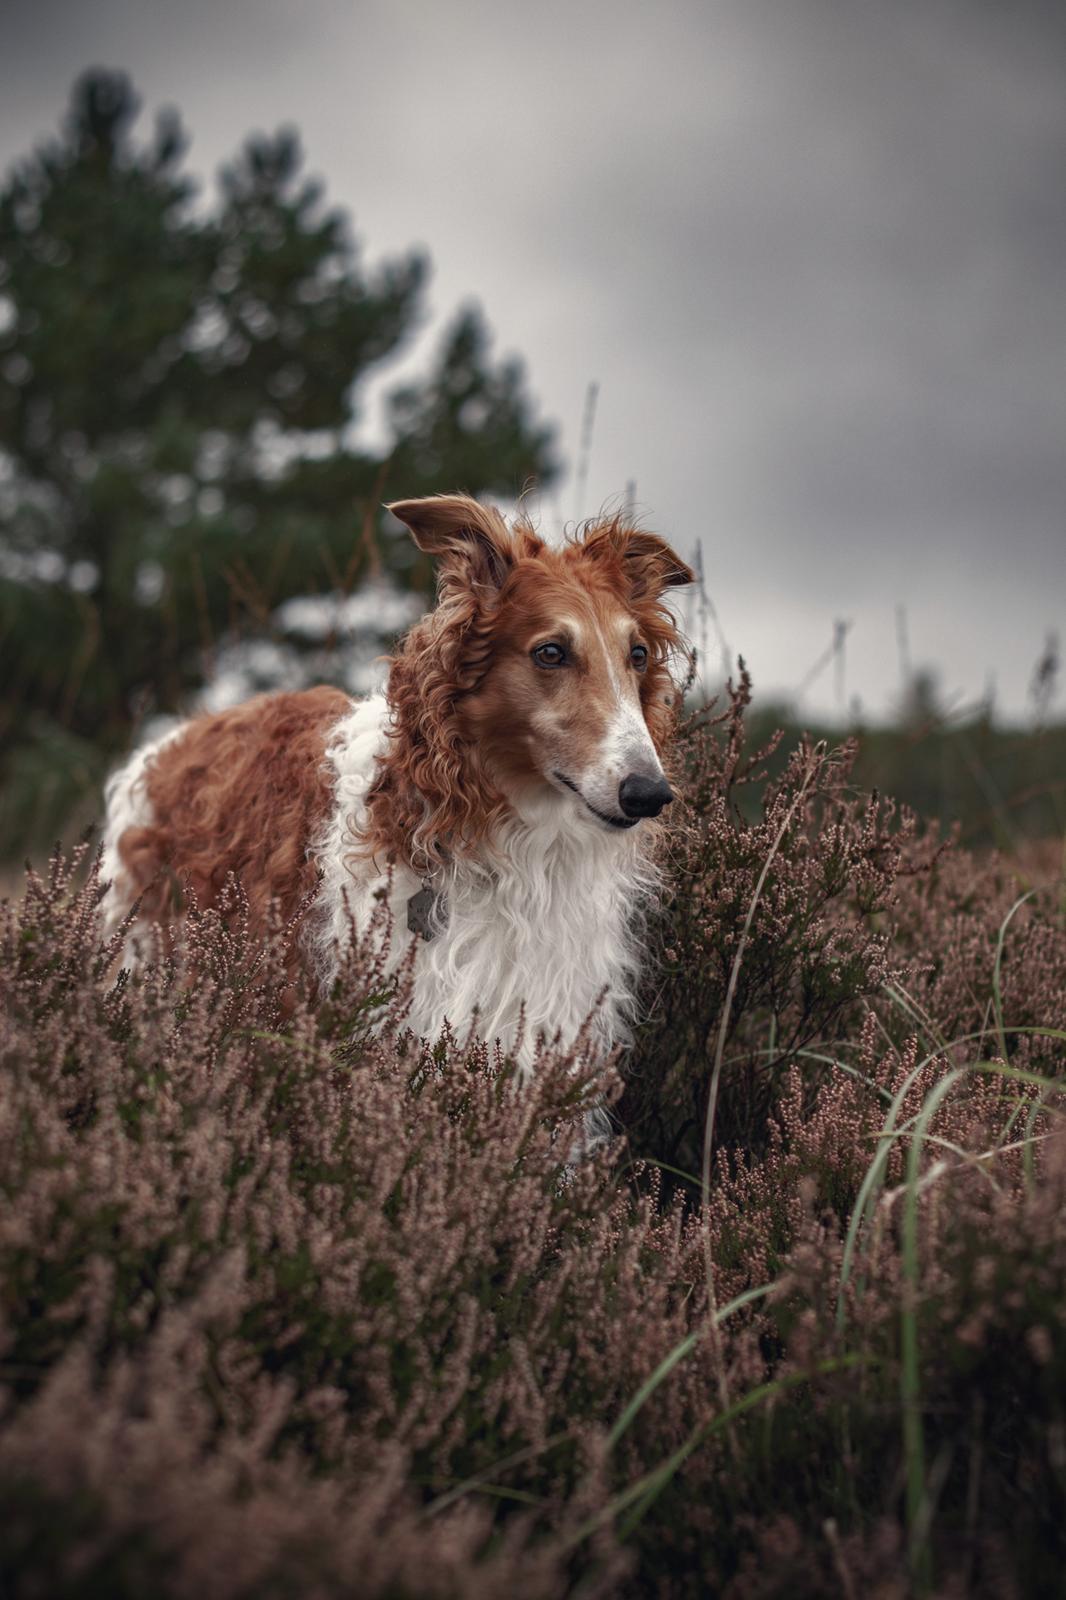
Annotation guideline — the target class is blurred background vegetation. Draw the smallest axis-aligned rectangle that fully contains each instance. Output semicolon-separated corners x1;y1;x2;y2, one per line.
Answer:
1;70;1063;865
739;692;1066;863
0;71;558;852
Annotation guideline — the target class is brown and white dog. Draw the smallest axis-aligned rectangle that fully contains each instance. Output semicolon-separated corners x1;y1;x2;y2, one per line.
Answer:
101;494;694;1078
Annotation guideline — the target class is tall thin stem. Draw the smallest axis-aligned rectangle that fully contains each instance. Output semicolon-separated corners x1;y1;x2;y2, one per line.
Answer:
700;742;827;1438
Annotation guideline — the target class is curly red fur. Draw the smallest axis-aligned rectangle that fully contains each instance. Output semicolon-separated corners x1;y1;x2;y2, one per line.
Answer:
357;607;507;871
119;686;351;935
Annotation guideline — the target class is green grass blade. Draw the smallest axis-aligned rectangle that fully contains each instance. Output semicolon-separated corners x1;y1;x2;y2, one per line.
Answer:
901;1066;965;1593
606;1282;776;1449
567;1354;868;1551
836;1046;950;1335
836;1032;1066;1338
991;890;1035;1064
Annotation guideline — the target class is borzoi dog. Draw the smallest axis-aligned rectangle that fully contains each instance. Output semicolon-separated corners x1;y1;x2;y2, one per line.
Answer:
101;494;693;1075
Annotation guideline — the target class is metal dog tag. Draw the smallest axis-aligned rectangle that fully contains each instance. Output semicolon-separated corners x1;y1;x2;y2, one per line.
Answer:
406;884;442;940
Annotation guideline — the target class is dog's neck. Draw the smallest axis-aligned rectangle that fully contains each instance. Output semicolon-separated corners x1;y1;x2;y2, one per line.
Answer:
403;796;658;1064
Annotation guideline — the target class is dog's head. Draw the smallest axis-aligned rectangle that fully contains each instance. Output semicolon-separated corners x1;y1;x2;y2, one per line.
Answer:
367;494;694;864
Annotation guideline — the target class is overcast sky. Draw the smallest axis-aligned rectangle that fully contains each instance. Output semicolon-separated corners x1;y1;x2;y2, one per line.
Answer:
3;0;1064;720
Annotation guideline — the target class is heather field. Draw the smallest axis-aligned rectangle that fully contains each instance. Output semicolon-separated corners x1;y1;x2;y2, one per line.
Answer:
3;682;1066;1599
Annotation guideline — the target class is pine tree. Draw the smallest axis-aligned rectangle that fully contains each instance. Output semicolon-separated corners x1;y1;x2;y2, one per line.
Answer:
0;71;558;846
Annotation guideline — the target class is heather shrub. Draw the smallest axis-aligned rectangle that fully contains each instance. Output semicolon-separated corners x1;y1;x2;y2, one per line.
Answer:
624;668;923;1173
0;852;718;1597
1;687;1065;1597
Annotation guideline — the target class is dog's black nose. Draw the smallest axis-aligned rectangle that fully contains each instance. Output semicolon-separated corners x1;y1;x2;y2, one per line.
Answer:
618;774;674;819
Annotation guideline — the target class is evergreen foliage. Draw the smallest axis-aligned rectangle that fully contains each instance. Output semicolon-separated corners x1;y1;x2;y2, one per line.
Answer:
0;71;557;841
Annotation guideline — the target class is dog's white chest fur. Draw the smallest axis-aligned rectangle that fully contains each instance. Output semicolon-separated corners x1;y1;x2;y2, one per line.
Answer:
308;695;656;1066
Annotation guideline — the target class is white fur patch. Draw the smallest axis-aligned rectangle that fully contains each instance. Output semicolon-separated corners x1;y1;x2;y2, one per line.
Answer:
576;626;665;816
302;694;422;981
306;696;659;1072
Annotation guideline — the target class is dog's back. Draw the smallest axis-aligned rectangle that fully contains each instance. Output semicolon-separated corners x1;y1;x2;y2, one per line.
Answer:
101;686;352;950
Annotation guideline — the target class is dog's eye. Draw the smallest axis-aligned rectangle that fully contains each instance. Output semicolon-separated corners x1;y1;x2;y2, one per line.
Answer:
630;644;649;671
532;643;567;668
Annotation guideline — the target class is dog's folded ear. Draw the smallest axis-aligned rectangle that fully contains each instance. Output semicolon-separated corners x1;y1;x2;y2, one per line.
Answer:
387;494;515;591
622;531;695;593
584;523;695;599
